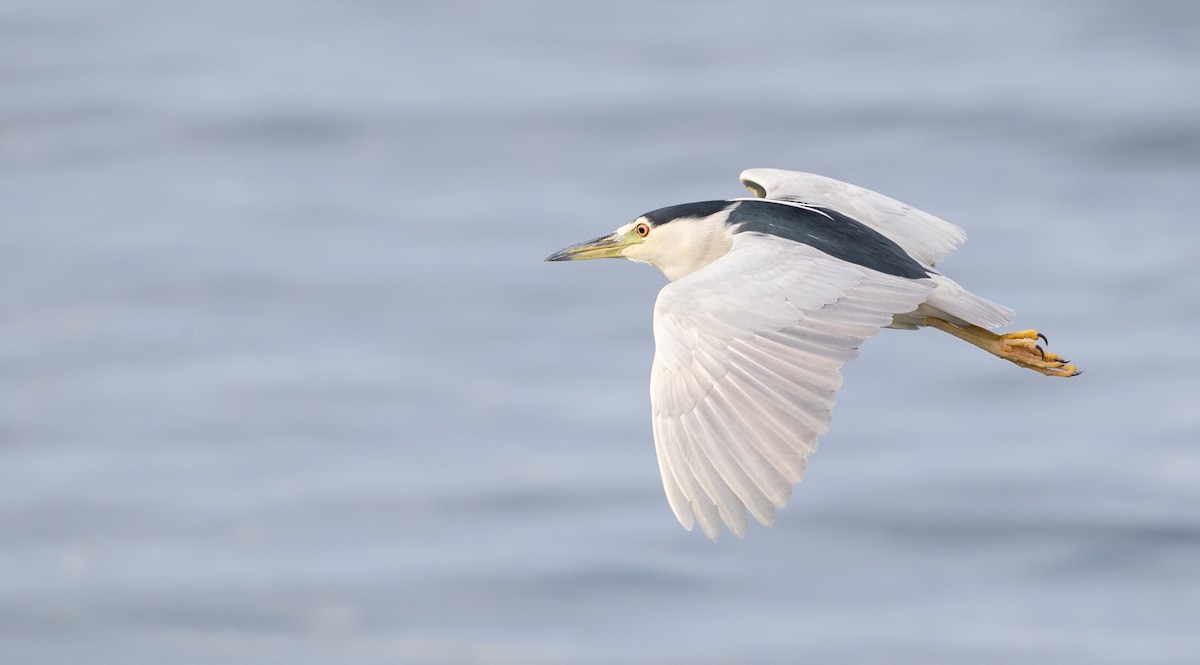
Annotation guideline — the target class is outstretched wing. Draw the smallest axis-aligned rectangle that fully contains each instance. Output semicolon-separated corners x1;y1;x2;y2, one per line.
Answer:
739;168;966;267
650;234;933;540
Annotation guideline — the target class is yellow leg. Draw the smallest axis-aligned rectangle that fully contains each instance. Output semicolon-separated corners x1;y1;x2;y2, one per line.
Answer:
926;319;1081;377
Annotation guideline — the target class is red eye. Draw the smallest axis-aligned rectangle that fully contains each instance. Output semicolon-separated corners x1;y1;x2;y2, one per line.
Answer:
635;223;650;237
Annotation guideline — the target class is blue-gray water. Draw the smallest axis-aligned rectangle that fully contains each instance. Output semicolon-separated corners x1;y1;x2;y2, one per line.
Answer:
3;1;1199;663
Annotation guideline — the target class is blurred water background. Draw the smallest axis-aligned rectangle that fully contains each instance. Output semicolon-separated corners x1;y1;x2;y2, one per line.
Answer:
3;1;1200;663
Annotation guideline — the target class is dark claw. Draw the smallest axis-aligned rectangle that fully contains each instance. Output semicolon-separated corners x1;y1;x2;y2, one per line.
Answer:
1035;345;1046;360
1037;333;1049;346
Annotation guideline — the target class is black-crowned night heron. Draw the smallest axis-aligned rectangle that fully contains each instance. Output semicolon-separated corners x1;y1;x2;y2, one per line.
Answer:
547;168;1080;541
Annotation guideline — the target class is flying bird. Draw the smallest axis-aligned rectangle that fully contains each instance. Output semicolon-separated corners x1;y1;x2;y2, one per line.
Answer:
546;168;1080;540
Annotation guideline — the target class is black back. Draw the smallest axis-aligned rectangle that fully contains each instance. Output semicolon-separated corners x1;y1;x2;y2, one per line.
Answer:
728;199;929;279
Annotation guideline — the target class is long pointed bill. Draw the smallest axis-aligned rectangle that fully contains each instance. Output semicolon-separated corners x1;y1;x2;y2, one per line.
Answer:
545;233;633;262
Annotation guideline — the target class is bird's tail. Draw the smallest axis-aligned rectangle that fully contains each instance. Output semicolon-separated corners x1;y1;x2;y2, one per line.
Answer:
921;273;1014;330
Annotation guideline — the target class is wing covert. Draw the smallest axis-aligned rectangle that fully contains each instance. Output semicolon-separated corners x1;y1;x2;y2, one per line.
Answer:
739;168;967;267
650;235;933;540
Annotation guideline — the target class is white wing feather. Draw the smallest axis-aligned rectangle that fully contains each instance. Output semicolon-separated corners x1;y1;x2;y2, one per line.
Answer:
650;235;934;540
739;168;966;268
739;168;1014;329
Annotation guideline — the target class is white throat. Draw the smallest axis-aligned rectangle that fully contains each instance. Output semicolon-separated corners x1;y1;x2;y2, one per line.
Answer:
622;212;735;281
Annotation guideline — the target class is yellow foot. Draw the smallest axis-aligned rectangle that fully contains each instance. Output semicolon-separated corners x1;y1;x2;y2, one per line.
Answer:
925;319;1082;378
996;329;1080;377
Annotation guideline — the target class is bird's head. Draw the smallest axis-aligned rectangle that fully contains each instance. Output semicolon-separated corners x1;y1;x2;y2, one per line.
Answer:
546;200;735;281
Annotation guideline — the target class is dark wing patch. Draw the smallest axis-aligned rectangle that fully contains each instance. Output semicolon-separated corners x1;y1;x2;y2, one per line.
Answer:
728;200;929;279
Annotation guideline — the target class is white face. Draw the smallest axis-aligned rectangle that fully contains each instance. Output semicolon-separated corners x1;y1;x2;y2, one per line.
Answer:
619;214;735;282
